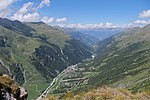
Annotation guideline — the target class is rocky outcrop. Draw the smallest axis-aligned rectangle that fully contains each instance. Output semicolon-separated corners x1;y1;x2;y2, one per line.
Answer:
0;36;8;47
0;74;28;100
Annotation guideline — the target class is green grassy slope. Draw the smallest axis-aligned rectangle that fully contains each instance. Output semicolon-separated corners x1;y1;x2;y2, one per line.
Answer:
89;42;150;92
51;25;150;95
88;25;150;92
0;18;92;99
0;26;49;99
25;22;71;48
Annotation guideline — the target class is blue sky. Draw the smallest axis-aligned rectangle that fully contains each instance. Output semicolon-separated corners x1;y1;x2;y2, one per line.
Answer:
0;0;150;28
41;0;150;24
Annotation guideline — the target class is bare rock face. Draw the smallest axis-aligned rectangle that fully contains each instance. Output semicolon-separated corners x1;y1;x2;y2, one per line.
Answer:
0;74;28;100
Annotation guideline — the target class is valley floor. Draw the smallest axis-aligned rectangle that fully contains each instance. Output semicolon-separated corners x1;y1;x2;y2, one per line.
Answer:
37;64;78;100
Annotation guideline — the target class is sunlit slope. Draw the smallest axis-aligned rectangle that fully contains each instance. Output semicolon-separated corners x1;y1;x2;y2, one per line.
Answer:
0;25;49;99
52;25;150;94
0;18;92;99
89;25;150;92
25;22;71;48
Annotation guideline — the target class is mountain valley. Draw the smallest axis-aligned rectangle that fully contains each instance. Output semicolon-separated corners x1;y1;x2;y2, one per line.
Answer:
0;18;92;99
45;24;150;99
0;18;150;100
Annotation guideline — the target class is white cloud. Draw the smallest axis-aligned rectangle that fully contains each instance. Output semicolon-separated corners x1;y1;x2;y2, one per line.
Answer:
38;0;50;8
11;2;40;22
10;1;67;24
139;10;150;18
0;0;17;17
41;16;55;23
134;20;150;24
106;22;114;27
22;12;40;22
0;10;10;17
11;12;40;22
41;16;67;24
18;2;33;14
121;23;136;28
0;0;16;11
58;23;118;29
56;18;67;23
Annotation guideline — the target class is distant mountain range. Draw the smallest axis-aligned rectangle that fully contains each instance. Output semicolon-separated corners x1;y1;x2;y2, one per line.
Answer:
61;28;99;46
57;27;124;46
70;27;124;40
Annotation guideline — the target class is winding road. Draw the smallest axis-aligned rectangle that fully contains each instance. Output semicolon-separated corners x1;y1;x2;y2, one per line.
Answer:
0;59;11;75
37;64;77;100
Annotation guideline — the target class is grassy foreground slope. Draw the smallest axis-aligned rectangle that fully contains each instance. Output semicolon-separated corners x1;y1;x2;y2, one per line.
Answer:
61;86;150;100
43;86;150;100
